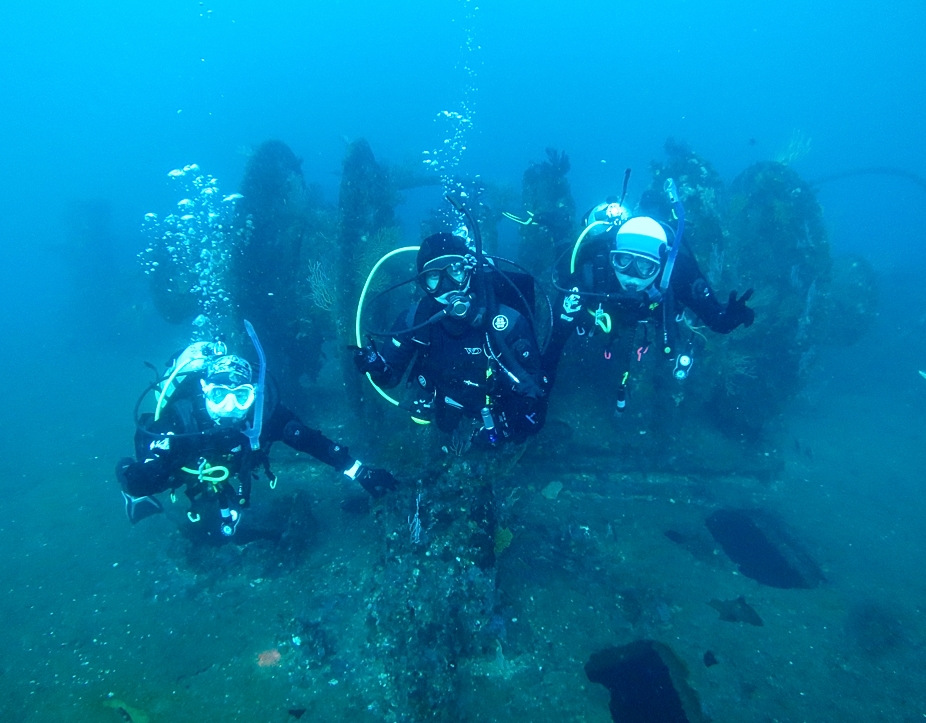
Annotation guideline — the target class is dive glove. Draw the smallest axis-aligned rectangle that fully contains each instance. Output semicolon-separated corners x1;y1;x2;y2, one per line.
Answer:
344;461;398;498
117;459;164;524
716;289;755;333
512;377;545;400
357;467;399;498
117;458;150;497
351;341;388;377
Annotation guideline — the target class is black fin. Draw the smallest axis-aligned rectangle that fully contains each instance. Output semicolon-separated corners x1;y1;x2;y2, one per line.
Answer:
122;491;164;524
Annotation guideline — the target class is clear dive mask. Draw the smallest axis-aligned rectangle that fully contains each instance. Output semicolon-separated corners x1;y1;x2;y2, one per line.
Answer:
201;379;256;421
610;251;661;280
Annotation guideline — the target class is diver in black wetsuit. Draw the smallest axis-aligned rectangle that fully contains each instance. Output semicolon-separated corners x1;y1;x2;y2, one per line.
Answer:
542;189;755;412
352;232;548;446
117;328;397;538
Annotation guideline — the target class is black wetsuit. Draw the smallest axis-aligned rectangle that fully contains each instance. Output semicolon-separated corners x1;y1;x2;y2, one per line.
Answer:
121;376;354;514
369;295;548;443
543;235;734;388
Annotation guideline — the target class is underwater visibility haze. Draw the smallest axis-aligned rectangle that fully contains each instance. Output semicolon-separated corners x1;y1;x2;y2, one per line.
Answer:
1;1;925;721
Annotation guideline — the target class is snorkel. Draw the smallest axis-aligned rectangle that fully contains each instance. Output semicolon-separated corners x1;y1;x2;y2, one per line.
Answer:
242;319;265;451
659;178;686;292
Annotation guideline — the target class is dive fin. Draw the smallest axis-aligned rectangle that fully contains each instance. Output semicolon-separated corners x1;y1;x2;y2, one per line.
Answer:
122;491;164;524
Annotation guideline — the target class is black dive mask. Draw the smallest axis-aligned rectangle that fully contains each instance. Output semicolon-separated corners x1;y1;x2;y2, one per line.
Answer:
419;255;474;296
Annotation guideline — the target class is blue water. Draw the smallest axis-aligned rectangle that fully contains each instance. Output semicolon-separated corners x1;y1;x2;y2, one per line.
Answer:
1;2;925;721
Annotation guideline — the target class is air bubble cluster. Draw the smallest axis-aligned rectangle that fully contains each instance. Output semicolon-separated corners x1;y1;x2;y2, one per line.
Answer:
423;0;481;223
140;164;250;339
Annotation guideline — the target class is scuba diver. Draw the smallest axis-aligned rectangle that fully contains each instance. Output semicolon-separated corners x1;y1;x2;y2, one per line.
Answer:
117;322;398;538
351;221;549;447
537;179;755;412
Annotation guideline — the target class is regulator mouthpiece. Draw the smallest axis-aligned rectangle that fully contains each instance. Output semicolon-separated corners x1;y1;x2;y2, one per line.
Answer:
443;292;472;318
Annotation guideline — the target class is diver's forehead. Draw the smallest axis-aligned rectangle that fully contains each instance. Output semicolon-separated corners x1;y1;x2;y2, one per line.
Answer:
614;250;660;261
422;254;468;270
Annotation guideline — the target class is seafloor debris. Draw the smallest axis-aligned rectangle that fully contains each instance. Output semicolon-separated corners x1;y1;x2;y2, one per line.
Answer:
708;596;764;626
706;508;824;589
586;640;709;723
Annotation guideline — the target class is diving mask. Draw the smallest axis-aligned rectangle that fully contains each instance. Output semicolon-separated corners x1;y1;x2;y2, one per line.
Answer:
201;379;256;421
610;251;661;280
420;254;474;292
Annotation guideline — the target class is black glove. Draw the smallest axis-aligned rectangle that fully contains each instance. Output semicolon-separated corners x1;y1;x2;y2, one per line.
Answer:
512;377;545;399
356;467;399;498
716;289;755;333
116;458;150;497
350;341;388;376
